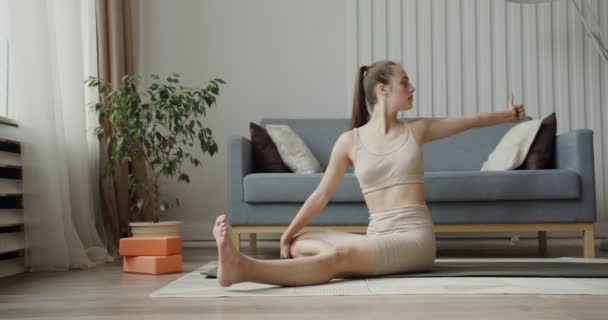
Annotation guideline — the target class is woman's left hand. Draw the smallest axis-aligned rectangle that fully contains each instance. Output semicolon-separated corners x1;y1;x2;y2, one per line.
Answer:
507;94;526;122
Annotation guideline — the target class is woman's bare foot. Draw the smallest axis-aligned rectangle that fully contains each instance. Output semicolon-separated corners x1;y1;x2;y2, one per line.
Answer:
213;214;245;287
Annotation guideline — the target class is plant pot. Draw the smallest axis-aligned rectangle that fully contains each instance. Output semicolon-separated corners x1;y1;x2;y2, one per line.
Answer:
128;221;184;238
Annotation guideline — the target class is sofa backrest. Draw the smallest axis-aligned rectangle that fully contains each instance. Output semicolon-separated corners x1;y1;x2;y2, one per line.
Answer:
260;117;529;172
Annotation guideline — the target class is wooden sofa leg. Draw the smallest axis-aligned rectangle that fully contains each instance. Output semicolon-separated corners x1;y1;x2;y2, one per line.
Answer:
249;233;257;254
538;231;547;256
231;228;241;253
584;228;595;258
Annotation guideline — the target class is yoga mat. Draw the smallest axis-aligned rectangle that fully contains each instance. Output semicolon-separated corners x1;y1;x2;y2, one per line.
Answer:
200;257;608;278
149;258;608;298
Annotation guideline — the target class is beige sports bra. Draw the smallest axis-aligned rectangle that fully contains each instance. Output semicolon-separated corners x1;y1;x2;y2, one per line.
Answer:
352;123;424;194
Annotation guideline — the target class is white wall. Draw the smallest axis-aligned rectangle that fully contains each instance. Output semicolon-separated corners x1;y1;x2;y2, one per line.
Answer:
138;0;608;240
137;0;349;239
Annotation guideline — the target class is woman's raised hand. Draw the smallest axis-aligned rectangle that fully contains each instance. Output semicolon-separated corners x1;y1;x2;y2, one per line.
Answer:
507;94;526;122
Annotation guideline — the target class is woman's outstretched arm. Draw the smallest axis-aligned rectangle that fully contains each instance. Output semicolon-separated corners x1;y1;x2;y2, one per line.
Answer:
415;95;526;144
280;132;353;258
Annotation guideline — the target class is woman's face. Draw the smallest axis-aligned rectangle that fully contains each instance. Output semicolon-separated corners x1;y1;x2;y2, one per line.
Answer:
383;65;415;112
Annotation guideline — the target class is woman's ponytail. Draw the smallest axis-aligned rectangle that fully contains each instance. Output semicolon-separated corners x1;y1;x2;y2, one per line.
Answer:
349;65;369;130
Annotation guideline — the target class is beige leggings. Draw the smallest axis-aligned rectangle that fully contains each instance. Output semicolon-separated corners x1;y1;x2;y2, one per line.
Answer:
293;204;436;276
365;204;436;275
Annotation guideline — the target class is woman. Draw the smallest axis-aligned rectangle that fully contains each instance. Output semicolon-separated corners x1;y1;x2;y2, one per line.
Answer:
213;60;526;287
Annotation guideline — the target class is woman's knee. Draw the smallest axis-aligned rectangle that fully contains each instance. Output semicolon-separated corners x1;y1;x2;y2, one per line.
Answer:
290;231;338;258
326;246;356;269
290;238;333;258
328;244;377;277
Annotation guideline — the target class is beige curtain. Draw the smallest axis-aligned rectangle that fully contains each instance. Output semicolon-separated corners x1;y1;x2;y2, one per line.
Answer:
95;0;152;254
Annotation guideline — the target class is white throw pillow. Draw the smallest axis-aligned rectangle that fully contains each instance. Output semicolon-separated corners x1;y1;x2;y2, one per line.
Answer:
265;124;323;173
481;120;542;171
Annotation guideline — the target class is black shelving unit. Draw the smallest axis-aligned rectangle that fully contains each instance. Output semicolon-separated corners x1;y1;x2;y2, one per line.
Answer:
0;117;25;278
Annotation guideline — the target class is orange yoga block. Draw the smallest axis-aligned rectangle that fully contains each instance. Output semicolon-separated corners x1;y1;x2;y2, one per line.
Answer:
123;254;183;275
119;236;182;256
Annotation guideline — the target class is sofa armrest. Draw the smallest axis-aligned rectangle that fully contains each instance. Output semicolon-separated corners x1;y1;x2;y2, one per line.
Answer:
555;129;594;172
555;129;596;221
227;136;253;221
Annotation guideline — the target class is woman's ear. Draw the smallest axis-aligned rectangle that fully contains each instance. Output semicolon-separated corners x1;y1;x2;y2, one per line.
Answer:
384;83;392;94
377;83;389;97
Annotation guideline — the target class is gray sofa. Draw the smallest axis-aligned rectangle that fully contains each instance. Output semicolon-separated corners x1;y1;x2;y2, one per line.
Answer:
227;117;596;257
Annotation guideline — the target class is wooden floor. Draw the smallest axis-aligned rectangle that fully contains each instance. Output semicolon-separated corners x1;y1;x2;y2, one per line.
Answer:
1;239;607;320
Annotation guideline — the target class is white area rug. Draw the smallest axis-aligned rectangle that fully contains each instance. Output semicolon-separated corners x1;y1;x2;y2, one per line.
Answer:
150;258;608;298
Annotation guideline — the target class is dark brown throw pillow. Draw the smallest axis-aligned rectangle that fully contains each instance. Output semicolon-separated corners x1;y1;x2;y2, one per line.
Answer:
249;122;292;173
517;112;557;170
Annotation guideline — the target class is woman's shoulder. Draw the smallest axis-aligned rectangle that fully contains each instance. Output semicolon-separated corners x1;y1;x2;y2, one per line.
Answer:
339;129;356;147
405;119;426;145
337;130;357;162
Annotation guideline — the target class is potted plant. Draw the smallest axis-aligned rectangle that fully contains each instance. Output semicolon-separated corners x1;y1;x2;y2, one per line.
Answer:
85;73;226;237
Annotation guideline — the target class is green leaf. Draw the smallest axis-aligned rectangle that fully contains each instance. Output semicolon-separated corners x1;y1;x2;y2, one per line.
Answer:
177;173;190;183
95;127;105;139
160;201;168;212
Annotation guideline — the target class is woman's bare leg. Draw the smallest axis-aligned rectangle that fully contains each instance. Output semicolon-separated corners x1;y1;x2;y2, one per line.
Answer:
290;230;366;258
213;215;377;287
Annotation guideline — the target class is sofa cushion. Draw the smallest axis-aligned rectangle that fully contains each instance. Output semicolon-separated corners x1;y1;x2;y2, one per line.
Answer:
249;122;292;173
244;173;360;203
517;112;557;170
265;124;323;173
481;119;542;171
243;170;580;203
423;170;579;202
